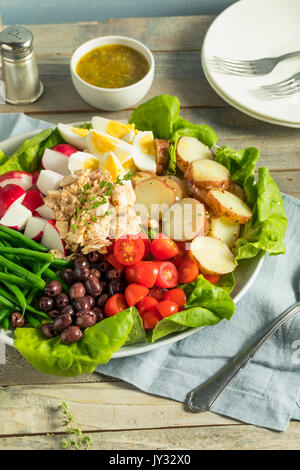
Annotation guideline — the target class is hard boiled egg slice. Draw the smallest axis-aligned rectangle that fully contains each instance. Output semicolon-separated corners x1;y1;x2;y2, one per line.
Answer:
132;131;156;172
100;152;125;183
87;129;133;164
68;151;100;176
57;123;88;150
91;116;136;143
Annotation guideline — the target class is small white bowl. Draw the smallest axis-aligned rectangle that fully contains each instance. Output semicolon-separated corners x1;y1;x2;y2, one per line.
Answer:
70;35;155;111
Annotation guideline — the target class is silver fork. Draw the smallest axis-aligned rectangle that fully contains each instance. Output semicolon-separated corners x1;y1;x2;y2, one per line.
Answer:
186;281;300;412
260;72;300;97
211;50;300;76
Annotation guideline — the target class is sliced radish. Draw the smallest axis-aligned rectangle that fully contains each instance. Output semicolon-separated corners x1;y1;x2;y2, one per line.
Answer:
32;171;40;186
42;148;70;176
0;171;33;191
0;184;26;218
37;170;64;195
52;143;78;157
41;219;67;254
190;236;236;275
35;204;54;219
0;203;31;230
22;190;44;212
24;216;47;241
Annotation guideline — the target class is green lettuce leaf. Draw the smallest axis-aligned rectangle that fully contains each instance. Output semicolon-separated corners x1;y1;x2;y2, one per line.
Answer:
215;272;236;293
234;167;288;259
214;145;260;187
148;275;235;342
0;150;7;166
0;127;63;175
125;307;147;344
15;308;136;377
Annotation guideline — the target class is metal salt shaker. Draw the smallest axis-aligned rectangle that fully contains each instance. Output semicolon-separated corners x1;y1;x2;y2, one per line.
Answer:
0;25;43;104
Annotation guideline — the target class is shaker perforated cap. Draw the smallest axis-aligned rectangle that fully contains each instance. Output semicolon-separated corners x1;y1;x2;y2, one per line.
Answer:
0;26;33;57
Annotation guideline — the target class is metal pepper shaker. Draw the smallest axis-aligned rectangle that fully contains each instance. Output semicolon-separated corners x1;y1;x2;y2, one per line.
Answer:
0;25;43;104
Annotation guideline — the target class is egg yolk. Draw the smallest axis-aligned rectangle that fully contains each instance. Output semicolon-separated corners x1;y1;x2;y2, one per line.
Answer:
101;154;124;183
106;121;135;139
83;158;100;171
139;135;156;155
72;127;89;137
90;131;117;154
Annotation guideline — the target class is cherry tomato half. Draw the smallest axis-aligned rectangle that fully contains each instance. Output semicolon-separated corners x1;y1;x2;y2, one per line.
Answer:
148;286;168;302
125;283;149;306
137;232;151;258
177;256;199;284
163;288;187;310
114;235;145;266
137;296;159;316
104;293;127;317
142;310;161;330
155;261;178;288
150;233;179;260
125;261;158;287
105;253;125;272
203;274;220;285
156;300;178;318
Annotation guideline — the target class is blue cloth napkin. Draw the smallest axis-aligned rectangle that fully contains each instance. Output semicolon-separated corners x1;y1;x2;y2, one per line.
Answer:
1;114;299;432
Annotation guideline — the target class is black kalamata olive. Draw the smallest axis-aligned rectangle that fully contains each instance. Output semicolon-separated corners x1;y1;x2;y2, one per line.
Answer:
74;266;90;281
76;311;97;329
74;255;89;269
60;304;75;316
96;293;108;309
49;309;60;319
90;268;101;279
85;275;102;297
86;295;95;309
11;312;24;328
41;322;56;339
88;251;102;263
45;280;62;297
74;296;90;312
61;326;83;344
53;313;72;332
91;307;104;322
61;268;74;285
39;296;54;312
99;280;107;291
98;261;111;273
106;268;121;280
56;293;69;308
108;279;124;297
69;282;86;299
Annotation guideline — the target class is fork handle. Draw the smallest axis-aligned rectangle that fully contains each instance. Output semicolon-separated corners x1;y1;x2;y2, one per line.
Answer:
279;50;300;61
186;301;300;412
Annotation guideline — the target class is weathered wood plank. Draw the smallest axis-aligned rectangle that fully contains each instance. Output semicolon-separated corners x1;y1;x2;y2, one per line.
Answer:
0;53;225;113
0;382;237;436
2;17;214;55
0;422;299;450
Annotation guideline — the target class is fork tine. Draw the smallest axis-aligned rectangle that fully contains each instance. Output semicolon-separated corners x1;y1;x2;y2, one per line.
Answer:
263;84;300;97
212;63;257;76
261;78;294;90
262;81;297;93
211;60;254;72
213;56;253;66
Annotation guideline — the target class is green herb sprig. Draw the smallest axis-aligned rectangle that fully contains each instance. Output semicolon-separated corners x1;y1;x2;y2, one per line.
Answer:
58;401;92;450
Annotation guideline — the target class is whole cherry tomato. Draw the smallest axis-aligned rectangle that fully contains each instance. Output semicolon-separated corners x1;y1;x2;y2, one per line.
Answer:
150;233;179;260
163;288;186;310
142;310;161;330
203;274;220;285
137;296;159;316
156;300;178;318
104;294;127;317
177;256;199;284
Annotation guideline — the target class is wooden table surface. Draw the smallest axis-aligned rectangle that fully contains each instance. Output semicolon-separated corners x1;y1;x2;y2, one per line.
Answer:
0;16;299;451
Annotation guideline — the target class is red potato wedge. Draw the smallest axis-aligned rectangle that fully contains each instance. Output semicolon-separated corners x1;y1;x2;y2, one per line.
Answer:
162;197;207;241
131;171;154;189
208;217;240;248
159;176;183;201
187;181;208;203
228;181;245;201
155;139;170;175
165;175;190;198
190;236;236;275
185;158;230;190
176;136;213;172
205;189;252;224
134;177;176;223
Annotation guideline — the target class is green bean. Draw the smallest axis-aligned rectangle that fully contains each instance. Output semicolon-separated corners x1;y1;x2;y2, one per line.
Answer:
25;305;52;320
2;281;26;314
0;307;11;323
0;255;45;288
0;226;49;252
1;316;9;330
0;292;16;309
0;247;53;263
26;287;38;306
26;314;41;328
0;272;28;286
36;262;51;277
51;258;73;269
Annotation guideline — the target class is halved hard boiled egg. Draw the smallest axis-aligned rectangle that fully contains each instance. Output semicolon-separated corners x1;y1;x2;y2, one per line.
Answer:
68;151;100;176
91;116;136;143
57;123;88;150
132;131;156;172
87;129;133;164
100;152;125;183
